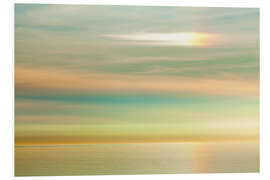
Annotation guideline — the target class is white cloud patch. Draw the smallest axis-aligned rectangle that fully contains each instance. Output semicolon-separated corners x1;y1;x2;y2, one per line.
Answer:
104;32;218;46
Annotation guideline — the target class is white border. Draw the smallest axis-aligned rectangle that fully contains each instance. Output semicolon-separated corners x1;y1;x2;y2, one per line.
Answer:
1;0;269;180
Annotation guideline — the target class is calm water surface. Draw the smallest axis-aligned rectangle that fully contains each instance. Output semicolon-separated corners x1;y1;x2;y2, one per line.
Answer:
15;141;259;176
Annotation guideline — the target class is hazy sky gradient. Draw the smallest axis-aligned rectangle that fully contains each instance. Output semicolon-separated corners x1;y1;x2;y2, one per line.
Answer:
15;4;259;145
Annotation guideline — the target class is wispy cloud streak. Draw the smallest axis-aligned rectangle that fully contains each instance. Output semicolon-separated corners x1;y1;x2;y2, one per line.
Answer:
15;66;259;97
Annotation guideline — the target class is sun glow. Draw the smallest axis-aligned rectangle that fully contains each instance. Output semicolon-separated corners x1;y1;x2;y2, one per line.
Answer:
104;32;216;46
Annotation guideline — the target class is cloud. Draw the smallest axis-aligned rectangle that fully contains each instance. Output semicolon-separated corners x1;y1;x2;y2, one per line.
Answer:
15;99;103;112
104;32;258;48
15;121;259;145
139;63;259;75
104;32;218;47
15;66;259;97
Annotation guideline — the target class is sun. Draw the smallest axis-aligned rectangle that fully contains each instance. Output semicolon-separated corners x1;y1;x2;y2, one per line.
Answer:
151;32;215;46
185;33;214;46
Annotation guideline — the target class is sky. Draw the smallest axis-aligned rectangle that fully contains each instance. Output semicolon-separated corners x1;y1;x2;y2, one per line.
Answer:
15;4;259;145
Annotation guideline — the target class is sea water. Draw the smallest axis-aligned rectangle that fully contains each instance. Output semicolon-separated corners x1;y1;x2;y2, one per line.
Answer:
15;141;259;176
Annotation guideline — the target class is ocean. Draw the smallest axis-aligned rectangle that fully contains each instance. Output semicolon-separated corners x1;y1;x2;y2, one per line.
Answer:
15;141;259;176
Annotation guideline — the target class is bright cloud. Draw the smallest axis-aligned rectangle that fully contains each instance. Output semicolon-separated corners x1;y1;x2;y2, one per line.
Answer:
104;32;218;46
